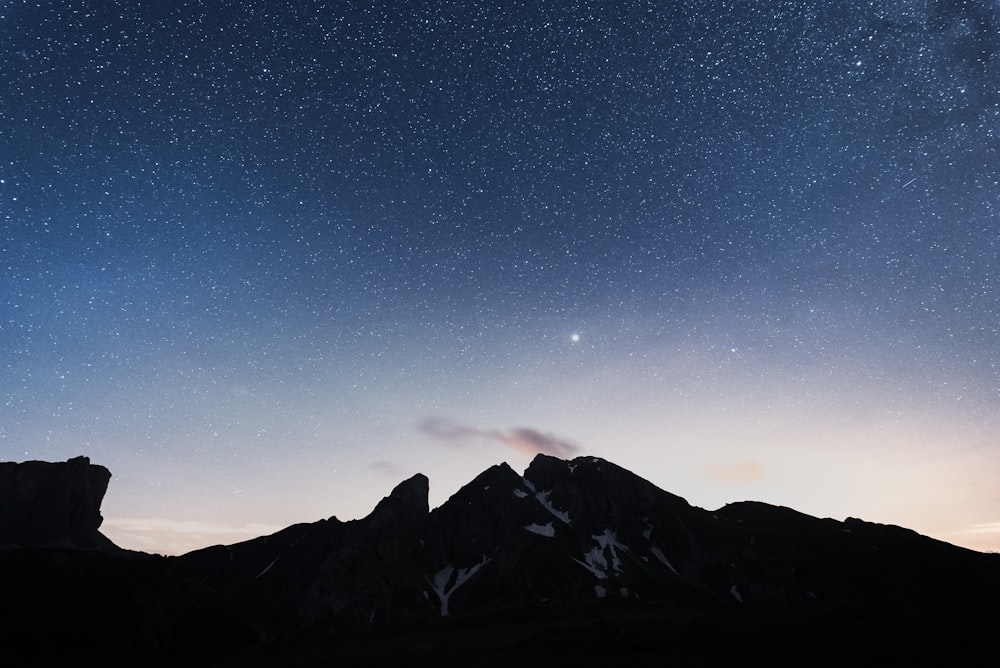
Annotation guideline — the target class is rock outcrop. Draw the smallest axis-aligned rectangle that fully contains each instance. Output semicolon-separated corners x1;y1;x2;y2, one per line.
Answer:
0;456;117;550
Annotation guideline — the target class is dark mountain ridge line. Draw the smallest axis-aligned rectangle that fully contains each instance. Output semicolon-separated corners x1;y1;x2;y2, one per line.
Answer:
2;453;999;663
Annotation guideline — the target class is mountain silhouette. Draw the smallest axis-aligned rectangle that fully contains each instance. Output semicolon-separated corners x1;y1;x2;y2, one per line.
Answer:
1;454;997;665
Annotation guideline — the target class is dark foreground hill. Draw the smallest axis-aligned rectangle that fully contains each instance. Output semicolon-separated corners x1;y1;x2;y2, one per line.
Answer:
1;454;998;665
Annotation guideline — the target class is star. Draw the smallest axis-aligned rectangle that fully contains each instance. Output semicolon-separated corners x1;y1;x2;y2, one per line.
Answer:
3;0;997;556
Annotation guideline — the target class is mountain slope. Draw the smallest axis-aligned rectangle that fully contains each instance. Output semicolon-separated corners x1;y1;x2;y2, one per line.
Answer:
2;453;998;663
153;453;1000;645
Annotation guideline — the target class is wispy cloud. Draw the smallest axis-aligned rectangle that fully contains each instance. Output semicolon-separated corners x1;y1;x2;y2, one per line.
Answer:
960;522;1000;535
369;460;404;477
502;427;580;458
705;460;764;483
418;416;483;444
418;416;580;459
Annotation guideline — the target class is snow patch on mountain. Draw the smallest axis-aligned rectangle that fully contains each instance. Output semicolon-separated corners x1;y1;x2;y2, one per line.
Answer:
594;529;625;573
254;558;278;579
573;529;627;580
650;546;680;577
427;556;489;616
535;490;571;524
575;545;610;580
525;522;555;537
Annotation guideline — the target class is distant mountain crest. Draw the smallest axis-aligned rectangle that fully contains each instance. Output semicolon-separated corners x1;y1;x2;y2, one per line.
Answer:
2;453;999;659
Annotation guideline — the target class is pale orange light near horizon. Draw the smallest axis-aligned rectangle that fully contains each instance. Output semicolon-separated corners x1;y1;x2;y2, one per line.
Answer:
99;411;1000;557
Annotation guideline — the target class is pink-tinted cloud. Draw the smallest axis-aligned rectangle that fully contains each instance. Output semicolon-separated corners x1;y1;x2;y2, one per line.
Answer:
502;427;579;458
418;416;484;444
418;417;579;459
705;460;764;483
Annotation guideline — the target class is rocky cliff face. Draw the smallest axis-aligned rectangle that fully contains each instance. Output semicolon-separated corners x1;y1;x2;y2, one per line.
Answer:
0;456;117;550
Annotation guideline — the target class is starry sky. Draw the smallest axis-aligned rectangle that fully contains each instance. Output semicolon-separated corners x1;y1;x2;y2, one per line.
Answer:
2;1;999;555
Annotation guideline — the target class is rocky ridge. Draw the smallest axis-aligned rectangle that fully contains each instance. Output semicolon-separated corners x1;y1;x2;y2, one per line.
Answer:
2;454;999;663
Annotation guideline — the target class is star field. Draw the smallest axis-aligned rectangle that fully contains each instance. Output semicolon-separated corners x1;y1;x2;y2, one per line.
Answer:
2;1;999;554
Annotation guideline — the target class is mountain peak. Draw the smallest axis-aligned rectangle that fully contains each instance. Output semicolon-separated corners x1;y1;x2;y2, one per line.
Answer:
4;453;1000;663
369;472;429;521
470;461;522;486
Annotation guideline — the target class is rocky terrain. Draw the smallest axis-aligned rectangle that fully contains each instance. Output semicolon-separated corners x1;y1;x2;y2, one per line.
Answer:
1;454;998;665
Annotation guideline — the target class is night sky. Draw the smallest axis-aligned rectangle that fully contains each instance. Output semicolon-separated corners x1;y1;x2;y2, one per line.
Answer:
3;1;999;555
